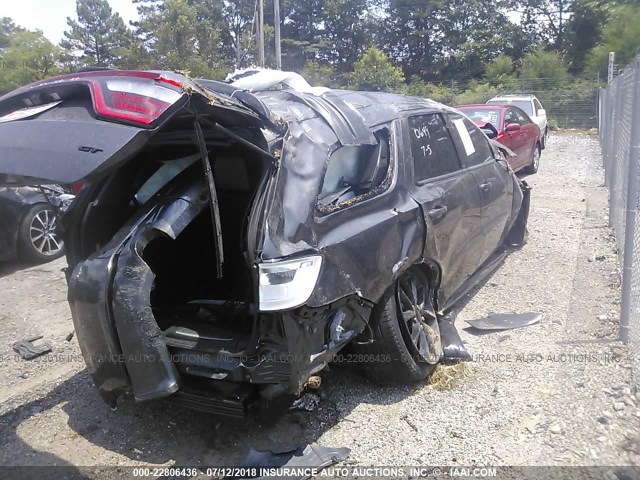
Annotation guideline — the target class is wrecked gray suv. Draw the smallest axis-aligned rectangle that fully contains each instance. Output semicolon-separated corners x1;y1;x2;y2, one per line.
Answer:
0;70;529;417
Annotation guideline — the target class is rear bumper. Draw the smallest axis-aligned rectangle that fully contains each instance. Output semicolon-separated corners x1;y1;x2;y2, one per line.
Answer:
68;241;369;414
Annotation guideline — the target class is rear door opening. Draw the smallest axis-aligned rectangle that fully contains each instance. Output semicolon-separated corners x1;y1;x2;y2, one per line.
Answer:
0;71;277;408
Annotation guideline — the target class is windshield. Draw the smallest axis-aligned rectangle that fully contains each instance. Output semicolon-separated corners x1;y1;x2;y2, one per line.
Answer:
487;99;533;116
457;107;502;129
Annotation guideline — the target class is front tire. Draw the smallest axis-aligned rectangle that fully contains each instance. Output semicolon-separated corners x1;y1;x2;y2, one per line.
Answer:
17;204;65;263
356;269;439;384
524;142;541;174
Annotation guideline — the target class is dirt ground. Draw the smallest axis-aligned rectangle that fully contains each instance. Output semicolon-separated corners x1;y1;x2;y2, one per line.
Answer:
1;133;639;474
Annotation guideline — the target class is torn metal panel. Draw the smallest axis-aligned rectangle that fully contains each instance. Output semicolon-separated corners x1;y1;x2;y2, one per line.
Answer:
438;310;472;363
466;312;543;331
505;180;531;247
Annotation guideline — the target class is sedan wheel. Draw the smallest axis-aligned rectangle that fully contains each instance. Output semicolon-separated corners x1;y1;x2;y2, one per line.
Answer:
396;272;441;364
355;269;441;383
524;143;541;174
18;204;65;262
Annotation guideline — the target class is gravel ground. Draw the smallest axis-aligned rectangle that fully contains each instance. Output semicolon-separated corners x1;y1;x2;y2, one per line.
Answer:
1;133;639;473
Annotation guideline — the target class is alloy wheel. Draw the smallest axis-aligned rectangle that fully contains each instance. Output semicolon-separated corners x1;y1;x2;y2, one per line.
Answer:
29;209;63;256
395;271;440;364
533;146;540;170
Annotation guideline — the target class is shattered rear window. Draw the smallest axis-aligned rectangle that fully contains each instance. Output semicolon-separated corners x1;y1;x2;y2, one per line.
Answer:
318;128;392;211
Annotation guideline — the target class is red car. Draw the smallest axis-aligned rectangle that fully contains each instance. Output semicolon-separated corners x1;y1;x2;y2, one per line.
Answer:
455;104;541;174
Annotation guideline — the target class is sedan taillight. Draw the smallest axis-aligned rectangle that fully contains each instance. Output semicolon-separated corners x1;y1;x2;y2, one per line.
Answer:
88;77;183;126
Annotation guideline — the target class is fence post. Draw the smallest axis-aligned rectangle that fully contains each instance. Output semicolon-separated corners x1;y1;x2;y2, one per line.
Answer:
620;58;640;344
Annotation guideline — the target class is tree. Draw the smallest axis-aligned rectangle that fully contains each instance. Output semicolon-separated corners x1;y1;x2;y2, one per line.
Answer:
223;0;257;67
587;4;640;75
454;81;499;104
518;0;574;51
133;0;230;78
0;17;24;52
0;30;61;95
483;54;520;90
280;0;326;71
435;0;524;80
317;0;374;74
348;46;405;91
564;0;607;73
300;60;336;87
403;76;457;104
520;46;569;88
383;0;445;81
61;0;135;68
485;54;516;80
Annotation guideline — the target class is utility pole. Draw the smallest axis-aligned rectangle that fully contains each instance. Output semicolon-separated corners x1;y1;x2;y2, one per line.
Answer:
608;52;615;84
258;0;265;68
274;0;282;70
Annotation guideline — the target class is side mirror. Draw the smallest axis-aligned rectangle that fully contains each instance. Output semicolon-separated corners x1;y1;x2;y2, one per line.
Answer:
537;109;546;116
481;127;497;139
505;123;521;132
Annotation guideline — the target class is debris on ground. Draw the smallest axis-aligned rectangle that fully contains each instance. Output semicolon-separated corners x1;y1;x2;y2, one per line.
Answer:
236;444;350;480
12;336;52;360
291;393;321;412
465;312;542;331
304;376;322;390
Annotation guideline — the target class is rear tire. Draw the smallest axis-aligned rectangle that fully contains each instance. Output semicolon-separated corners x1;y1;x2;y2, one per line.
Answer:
524;142;541;174
17;204;65;263
541;128;548;149
355;269;438;384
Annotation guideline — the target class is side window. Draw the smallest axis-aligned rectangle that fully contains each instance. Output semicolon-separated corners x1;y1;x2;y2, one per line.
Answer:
533;99;542;113
504;108;518;126
448;114;494;168
408;113;460;182
514;109;531;125
319;128;392;208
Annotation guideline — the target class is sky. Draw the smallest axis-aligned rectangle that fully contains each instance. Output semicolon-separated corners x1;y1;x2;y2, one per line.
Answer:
1;0;140;44
1;0;524;46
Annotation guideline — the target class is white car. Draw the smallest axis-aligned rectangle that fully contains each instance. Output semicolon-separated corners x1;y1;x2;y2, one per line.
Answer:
486;94;548;149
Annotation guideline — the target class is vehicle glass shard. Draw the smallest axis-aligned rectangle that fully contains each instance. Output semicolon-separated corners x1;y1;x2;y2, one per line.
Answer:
453;118;475;156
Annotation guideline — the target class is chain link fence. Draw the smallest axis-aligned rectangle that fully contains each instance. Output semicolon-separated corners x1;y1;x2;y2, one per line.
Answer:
599;54;640;389
421;76;600;129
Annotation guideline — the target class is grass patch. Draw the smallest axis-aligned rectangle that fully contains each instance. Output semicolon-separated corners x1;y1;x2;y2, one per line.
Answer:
428;362;469;390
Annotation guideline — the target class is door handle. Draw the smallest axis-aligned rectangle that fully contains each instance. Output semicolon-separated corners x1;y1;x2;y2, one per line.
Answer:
428;205;448;222
480;181;492;192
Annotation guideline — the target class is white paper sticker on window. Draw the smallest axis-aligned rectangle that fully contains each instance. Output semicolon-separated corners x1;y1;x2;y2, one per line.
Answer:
453;118;475;156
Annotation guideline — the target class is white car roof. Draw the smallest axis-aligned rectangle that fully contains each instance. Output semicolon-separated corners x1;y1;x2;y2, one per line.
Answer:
488;95;536;101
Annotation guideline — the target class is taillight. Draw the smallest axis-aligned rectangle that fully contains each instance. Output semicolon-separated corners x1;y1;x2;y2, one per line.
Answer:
1;70;186;127
71;183;84;193
89;78;182;126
